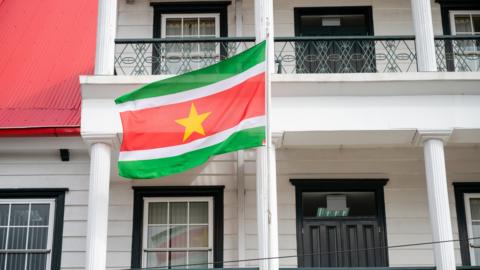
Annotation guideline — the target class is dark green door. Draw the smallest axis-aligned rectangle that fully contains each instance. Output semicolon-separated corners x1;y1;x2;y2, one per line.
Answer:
295;7;376;73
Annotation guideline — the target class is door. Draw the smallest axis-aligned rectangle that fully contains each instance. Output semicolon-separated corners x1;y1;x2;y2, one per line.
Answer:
294;7;375;73
295;187;388;267
464;194;480;265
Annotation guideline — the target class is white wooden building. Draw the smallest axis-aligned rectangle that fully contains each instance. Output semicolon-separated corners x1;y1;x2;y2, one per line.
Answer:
2;0;480;270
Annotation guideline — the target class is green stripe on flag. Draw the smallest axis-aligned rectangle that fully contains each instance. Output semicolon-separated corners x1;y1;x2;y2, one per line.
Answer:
115;41;266;104
118;126;265;179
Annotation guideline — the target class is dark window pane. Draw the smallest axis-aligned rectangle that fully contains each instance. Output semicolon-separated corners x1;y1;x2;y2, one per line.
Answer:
189;202;208;224
10;204;29;226
169;225;187;248
27;227;48;249
0;228;7;249
169;202;187;224
474;15;480;32
30;204;49;226
0;254;5;270
6;253;26;270
148;202;167;225
302;192;377;218
0;205;9;226
8;227;27;249
27;254;47;270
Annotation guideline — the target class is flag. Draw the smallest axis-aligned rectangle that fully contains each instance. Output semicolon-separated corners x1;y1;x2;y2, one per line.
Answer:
115;41;266;179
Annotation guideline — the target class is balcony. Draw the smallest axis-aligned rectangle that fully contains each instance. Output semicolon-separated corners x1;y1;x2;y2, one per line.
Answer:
114;36;480;75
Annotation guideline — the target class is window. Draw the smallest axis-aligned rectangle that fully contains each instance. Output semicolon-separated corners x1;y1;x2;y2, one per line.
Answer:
131;187;223;269
0;189;65;270
449;11;480;71
464;194;480;265
142;198;213;269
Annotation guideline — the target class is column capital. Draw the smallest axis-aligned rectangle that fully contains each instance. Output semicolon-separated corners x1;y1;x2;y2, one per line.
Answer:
413;129;452;146
82;133;119;149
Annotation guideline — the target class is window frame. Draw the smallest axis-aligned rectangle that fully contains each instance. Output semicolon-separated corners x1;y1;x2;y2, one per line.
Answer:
131;186;224;269
161;13;221;39
437;0;480;35
0;189;66;270
449;10;480;35
141;197;214;268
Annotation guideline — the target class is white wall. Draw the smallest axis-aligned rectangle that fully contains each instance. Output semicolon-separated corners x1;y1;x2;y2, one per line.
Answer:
0;148;90;270
117;0;445;39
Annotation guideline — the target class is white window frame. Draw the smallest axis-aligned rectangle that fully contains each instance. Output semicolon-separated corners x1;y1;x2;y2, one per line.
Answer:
0;198;55;270
464;193;480;265
449;10;480;35
142;197;214;269
161;13;220;38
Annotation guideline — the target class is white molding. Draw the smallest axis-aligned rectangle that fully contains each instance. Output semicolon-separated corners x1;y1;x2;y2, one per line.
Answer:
0;137;86;151
413;129;453;146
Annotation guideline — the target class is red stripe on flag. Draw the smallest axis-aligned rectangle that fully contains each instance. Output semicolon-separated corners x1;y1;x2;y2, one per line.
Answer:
120;73;265;151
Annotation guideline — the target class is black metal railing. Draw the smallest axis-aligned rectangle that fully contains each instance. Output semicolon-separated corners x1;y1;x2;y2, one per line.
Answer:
115;37;255;75
435;35;480;72
274;36;417;73
114;35;480;75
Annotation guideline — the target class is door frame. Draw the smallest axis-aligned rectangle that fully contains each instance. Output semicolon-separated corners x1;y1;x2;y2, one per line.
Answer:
293;6;375;37
453;182;480;266
290;179;389;267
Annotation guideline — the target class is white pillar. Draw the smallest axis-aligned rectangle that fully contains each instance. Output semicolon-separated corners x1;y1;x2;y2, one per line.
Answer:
256;147;269;270
235;0;244;37
411;0;437;72
85;142;112;270
95;0;118;75
237;151;246;267
419;131;456;270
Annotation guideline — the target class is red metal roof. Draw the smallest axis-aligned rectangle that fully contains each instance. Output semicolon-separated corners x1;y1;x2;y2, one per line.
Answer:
0;0;97;133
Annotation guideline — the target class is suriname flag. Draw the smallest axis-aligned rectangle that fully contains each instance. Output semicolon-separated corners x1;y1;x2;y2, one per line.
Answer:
115;41;266;179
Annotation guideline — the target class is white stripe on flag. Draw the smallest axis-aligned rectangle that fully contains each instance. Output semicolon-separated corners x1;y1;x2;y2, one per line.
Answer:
117;62;265;113
119;116;266;161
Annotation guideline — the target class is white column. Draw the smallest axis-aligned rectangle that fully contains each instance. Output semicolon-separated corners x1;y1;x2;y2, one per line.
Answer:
235;0;244;37
95;0;118;75
85;142;112;270
237;150;246;267
256;147;269;270
411;0;437;72
419;131;456;270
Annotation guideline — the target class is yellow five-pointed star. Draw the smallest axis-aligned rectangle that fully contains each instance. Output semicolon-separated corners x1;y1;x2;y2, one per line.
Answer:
175;103;211;142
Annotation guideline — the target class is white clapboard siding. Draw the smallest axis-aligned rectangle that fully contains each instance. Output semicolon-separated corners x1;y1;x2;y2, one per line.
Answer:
117;0;445;39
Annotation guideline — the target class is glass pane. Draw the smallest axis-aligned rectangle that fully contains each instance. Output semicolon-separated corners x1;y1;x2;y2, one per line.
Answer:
10;204;29;225
170;202;187;224
147;251;167;268
455;15;473;33
0;228;6;249
200;18;216;36
189;202;208;224
27;227;48;249
183;18;199;36
0;204;9;226
148;202;167;225
147;225;168;248
189;251;209;268
189;225;208;248
473;221;480;265
30;204;49;226
166;18;182;36
470;198;480;220
302;192;377;218
169;225;187;248
26;254;47;270
8;227;27;249
169;251;187;268
6;254;26;270
0;254;4;270
473;15;480;32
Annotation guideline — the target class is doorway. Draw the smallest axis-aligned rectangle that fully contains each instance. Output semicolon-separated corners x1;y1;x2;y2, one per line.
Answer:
291;180;388;267
293;7;375;73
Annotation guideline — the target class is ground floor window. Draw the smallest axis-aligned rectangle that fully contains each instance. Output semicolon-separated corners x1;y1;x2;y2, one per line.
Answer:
454;183;480;266
132;187;224;269
0;189;66;270
143;198;213;268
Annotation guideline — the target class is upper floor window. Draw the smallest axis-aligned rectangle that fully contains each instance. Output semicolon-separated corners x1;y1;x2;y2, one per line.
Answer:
161;14;219;39
450;11;480;35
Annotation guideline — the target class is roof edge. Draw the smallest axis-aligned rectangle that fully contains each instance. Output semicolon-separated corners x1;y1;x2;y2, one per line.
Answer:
0;127;80;137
